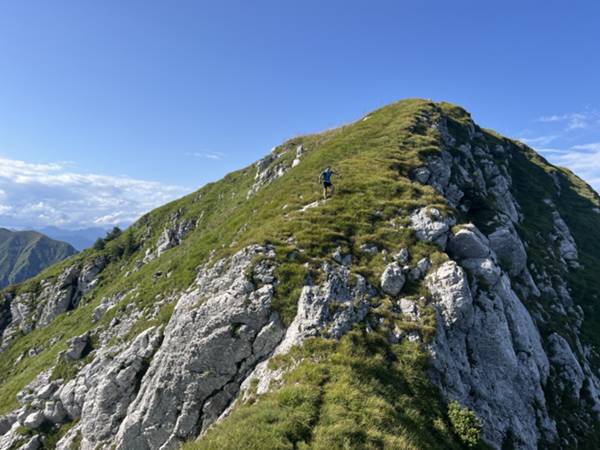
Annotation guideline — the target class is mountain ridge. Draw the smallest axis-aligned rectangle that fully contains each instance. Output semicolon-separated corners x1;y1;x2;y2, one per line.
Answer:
0;99;599;450
0;228;77;290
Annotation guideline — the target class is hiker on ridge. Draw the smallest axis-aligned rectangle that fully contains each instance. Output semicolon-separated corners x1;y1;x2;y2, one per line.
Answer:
319;166;336;200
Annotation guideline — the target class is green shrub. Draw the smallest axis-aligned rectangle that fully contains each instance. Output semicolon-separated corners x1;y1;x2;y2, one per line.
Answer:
92;238;105;251
447;400;482;448
105;226;123;241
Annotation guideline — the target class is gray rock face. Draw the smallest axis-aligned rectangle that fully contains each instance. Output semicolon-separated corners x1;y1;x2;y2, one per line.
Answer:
43;400;67;425
380;263;405;297
413;167;431;183
394;247;409;264
399;297;420;321
91;294;122;323
448;224;490;260
550;211;579;268
426;262;556;449
278;264;372;352
426;262;474;330
52;326;163;449
63;332;89;361
488;226;527;276
461;258;502;286
1;258;106;350
0;415;16;436
37;266;80;328
409;207;454;249
23;411;44;429
20;435;41;450
247;151;290;198
78;256;107;296
332;247;352;266
113;246;285;450
424;154;452;195
292;145;303;168
408;257;431;281
547;333;584;399
489;174;520;223
76;328;162;449
144;209;195;263
241;263;374;397
422;122;523;225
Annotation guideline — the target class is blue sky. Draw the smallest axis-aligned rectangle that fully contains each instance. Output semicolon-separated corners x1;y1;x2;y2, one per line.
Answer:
1;0;599;229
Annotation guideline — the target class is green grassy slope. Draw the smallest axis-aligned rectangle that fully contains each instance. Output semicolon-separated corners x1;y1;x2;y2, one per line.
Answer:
0;229;77;289
1;99;599;448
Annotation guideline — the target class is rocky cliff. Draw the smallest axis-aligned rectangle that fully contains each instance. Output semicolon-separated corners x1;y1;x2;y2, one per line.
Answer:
0;99;599;450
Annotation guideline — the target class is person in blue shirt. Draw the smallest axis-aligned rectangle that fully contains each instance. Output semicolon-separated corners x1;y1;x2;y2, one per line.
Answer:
319;166;335;200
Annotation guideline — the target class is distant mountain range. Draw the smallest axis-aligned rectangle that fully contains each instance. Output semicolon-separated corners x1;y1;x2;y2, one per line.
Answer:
38;226;109;251
0;228;77;289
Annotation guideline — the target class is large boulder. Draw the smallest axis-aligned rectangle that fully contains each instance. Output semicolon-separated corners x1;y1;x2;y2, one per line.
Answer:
43;400;68;425
63;332;89;361
0;413;17;435
447;224;490;260
488;226;527;276
23;411;45;429
409;207;454;249
425;261;473;330
380;263;405;297
408;258;431;281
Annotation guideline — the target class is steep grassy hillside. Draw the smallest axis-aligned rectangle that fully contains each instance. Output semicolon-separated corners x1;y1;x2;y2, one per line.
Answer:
0;228;77;289
1;99;599;449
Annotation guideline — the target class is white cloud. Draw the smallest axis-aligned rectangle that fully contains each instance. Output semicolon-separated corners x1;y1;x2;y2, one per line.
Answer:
540;142;600;192
186;151;225;160
572;142;600;152
518;135;558;146
537;111;600;131
537;148;569;154
0;157;189;229
537;114;563;123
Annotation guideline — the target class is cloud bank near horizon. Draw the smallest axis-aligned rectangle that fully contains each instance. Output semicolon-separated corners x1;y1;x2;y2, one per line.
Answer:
0;157;189;230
